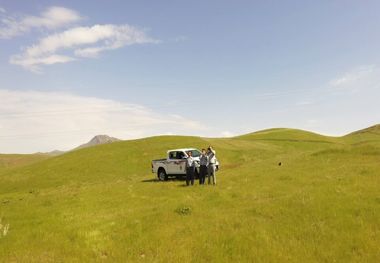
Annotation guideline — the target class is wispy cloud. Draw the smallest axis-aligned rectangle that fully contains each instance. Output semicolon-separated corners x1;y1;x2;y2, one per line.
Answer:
10;24;159;72
329;65;376;90
0;89;205;153
0;6;82;39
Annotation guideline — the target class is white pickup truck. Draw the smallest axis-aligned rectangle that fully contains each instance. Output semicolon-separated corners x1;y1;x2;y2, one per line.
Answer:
151;148;219;181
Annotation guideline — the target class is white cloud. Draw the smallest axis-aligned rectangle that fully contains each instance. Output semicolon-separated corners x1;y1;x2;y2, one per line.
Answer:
0;6;82;39
329;65;376;90
0;7;6;13
0;89;205;153
11;54;76;71
10;24;159;72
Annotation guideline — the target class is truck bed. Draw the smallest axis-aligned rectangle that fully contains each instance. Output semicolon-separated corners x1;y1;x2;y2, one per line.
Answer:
152;158;166;162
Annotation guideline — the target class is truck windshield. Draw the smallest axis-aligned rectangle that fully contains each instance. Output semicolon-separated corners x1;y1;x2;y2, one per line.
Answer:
189;150;201;157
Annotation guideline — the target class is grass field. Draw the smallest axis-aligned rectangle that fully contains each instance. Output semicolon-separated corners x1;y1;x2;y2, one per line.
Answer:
0;125;379;262
0;154;49;173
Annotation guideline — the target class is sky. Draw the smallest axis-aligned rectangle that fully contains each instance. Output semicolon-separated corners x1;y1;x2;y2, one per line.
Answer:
0;0;379;153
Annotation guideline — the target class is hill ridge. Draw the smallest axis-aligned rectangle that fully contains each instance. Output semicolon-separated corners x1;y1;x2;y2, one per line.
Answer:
347;124;380;135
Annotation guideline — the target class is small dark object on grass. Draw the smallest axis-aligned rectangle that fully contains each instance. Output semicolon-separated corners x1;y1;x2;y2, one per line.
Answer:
278;162;282;166
175;206;192;216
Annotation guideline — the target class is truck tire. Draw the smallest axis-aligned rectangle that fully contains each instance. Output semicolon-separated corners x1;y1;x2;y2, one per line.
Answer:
157;168;168;181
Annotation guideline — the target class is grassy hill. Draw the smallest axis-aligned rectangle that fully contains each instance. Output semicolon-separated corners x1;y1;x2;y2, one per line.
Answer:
0;154;49;173
343;124;380;145
0;126;379;262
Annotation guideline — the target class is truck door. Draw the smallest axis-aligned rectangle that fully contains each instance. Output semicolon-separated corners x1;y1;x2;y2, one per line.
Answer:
167;151;184;174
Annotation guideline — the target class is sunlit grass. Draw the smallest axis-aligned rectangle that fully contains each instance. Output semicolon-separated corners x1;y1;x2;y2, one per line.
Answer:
0;128;379;262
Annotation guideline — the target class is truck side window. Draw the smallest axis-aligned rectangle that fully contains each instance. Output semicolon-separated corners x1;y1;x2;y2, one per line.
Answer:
177;152;185;159
169;152;177;159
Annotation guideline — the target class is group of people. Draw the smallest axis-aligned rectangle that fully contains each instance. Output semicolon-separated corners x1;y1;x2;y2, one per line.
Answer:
185;146;217;186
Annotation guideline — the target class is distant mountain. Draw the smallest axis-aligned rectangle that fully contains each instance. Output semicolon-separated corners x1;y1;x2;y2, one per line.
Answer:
30;135;120;156
37;150;65;156
75;135;121;150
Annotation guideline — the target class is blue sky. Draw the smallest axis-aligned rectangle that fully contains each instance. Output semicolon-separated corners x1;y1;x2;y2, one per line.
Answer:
0;1;379;153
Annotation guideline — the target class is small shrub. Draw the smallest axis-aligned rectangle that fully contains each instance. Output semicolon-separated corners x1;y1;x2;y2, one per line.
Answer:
175;206;192;216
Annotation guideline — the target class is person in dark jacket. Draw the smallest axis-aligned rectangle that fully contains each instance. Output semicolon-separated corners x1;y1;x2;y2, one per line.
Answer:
199;149;208;185
185;151;196;186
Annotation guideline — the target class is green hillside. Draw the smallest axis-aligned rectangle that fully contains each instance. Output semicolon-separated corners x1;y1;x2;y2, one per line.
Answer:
0;127;379;262
0;154;49;173
238;127;338;143
343;124;380;145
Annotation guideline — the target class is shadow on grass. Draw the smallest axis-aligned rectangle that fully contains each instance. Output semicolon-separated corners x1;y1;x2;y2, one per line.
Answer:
177;183;204;187
141;179;161;183
141;176;206;187
141;176;186;183
141;178;204;188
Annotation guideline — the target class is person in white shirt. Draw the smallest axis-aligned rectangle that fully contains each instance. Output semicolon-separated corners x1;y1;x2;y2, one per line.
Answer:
185;151;196;186
207;146;217;185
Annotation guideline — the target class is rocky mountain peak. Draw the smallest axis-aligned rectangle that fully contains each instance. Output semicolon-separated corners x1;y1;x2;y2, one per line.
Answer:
76;135;120;149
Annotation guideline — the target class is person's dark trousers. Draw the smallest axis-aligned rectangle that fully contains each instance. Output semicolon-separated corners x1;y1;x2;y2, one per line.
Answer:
186;167;195;186
199;165;207;184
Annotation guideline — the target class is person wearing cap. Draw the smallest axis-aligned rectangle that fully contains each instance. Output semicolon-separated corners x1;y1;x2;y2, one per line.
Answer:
207;146;217;185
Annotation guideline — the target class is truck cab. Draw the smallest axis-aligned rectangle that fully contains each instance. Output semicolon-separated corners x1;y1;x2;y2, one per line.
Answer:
167;149;201;174
152;148;209;181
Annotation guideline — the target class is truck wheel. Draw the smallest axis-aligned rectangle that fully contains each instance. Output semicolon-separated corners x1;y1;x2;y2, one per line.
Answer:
158;168;168;181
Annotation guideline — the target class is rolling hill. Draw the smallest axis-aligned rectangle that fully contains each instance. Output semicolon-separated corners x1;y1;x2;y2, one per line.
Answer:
0;126;379;262
0;135;119;172
0;154;50;173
